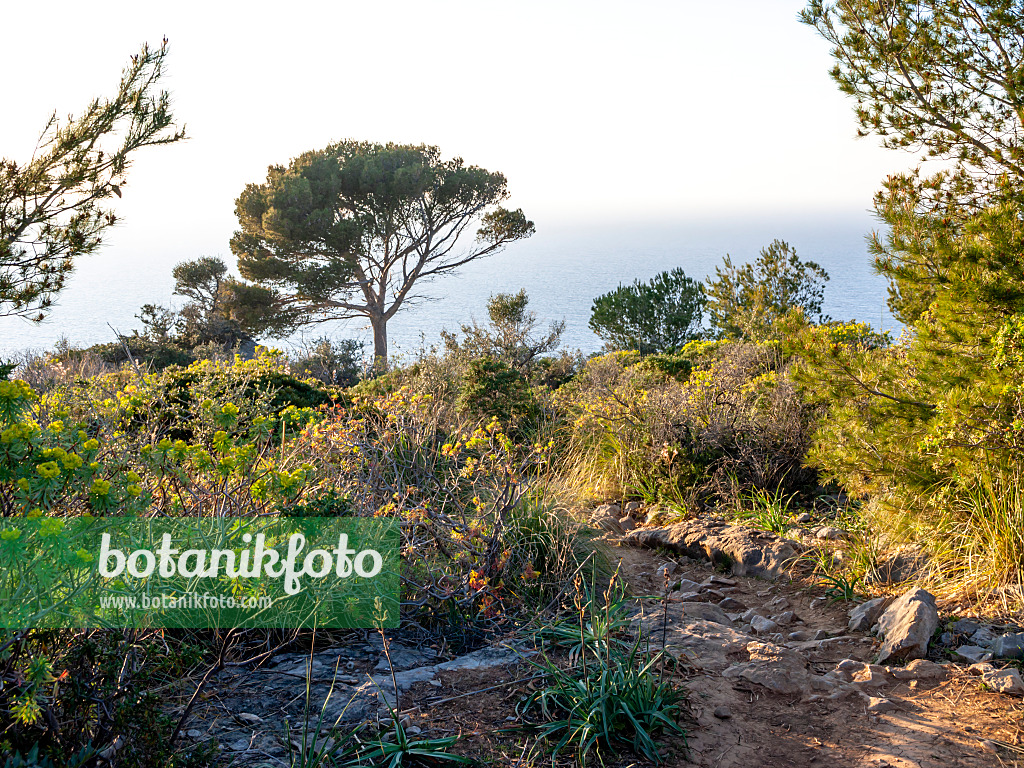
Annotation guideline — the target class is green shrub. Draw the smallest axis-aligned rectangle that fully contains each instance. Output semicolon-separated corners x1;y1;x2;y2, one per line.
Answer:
456;357;539;437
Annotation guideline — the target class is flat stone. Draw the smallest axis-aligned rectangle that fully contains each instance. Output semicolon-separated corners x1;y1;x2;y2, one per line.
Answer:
680;602;733;626
741;607;767;621
848;597;890;633
795;513;812;523
624;519;800;580
718;597;746;611
954;645;992;664
673;578;701;593
873;587;939;663
619;516;637;531
773;611;795;626
713;705;733;719
767;597;790;610
992;632;1024;659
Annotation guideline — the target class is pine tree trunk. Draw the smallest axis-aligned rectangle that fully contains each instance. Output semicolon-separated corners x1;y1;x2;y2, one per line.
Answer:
371;315;388;370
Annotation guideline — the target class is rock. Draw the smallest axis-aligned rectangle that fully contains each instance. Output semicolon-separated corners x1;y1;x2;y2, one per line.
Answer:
968;662;996;676
677;591;703;601
865;547;926;586
625;501;642;515
795;513;812;523
704;575;738;587
741;607;767;622
851;664;891;688
619;516;637;532
815;526;846;540
970;627;998;648
655;562;679;580
788;630;815;642
713;705;733;719
186;729;203;740
954;645;992;664
949;619;982;635
681;602;733;626
633;612;752;673
981;667;1024;695
623;519;800;580
673;578;702;593
873;587;939;663
235;712;263;725
773;611;795;626
848;597;890;633
750;615;780;634
767;597;790;610
593;502;622;519
374;642;438;672
809;597;827;611
891;659;948;681
992;632;1024;659
813;629;829;641
723;641;839;697
865;696;899;713
718;597;746;611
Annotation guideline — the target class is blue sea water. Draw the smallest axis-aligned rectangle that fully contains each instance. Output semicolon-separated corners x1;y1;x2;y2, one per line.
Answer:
0;212;898;360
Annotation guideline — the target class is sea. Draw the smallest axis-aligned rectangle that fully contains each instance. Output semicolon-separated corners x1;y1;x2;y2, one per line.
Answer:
0;212;899;361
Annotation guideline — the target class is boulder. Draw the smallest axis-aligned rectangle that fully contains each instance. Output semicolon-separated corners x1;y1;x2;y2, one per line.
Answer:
623;518;800;580
848;597;891;633
873;587;939;663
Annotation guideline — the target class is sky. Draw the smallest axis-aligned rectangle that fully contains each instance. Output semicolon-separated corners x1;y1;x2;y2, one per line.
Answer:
0;0;914;351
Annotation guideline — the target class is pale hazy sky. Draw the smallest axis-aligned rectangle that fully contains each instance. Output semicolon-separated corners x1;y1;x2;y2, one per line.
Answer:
0;0;912;350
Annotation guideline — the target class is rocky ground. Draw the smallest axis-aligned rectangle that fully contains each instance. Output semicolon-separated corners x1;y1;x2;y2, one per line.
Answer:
175;506;1024;767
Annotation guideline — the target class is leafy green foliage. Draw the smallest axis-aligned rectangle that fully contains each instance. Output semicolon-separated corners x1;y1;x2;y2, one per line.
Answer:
456;357;540;437
442;289;564;374
705;239;829;339
589;267;705;354
232;141;534;363
802;0;1024;220
0;41;184;321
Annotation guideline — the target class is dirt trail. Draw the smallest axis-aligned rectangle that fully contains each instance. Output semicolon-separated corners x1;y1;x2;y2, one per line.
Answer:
612;542;1022;768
